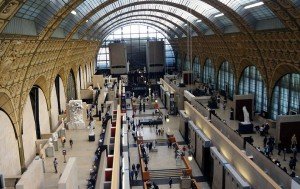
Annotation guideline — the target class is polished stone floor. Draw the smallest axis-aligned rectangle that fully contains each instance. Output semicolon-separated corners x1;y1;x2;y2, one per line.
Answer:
201;97;300;177
43;112;103;189
127;98;209;188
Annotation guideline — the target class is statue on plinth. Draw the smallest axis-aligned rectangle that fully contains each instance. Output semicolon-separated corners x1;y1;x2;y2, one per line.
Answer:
89;120;95;136
242;106;250;124
49;138;53;147
67;100;85;129
52;132;58;141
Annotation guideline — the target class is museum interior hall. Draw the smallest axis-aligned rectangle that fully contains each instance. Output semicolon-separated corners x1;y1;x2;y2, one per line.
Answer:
0;0;299;189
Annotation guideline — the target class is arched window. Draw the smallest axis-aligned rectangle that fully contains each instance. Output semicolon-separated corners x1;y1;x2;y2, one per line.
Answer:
177;57;182;72
184;54;191;71
67;70;77;101
192;57;201;82
218;61;235;98
271;73;300;120
97;25;175;70
203;58;214;86
239;66;267;113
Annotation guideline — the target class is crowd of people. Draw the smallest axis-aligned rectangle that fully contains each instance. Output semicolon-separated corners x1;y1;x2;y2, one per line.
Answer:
254;129;298;178
87;113;111;188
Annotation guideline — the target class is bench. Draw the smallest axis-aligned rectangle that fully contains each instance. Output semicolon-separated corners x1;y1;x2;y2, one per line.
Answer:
182;155;192;176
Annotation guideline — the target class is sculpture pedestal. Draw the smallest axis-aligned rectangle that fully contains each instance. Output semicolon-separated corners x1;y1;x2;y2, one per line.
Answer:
180;176;191;189
89;134;95;142
53;140;59;151
238;122;253;134
58;129;66;137
45;146;55;157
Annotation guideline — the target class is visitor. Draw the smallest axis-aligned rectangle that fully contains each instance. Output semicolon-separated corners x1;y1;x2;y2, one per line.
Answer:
182;146;186;155
277;141;282;155
130;170;134;181
264;123;270;135
292;146;297;160
134;170;138;180
168;177;173;188
223;102;226;110
264;145;270;157
263;136;268;147
136;163;140;171
290;171;296;178
289;157;296;170
291;134;297;148
132;163;136;171
53;157;58;173
282;167;287;173
61;136;66;148
69;138;73;149
260;125;264;136
248;136;254;145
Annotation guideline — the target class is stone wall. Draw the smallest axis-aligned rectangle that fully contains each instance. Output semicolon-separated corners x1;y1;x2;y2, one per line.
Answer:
0;110;21;176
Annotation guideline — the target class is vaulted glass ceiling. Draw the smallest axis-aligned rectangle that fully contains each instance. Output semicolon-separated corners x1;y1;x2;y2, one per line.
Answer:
11;0;286;39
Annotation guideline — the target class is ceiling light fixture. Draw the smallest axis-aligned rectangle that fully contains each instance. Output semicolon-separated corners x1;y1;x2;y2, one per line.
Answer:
71;10;77;15
244;2;264;9
86;19;89;23
196;20;202;23
214;13;224;18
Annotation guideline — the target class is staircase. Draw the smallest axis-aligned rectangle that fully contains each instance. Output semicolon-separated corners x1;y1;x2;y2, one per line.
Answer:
143;138;168;144
156;138;168;144
149;168;183;179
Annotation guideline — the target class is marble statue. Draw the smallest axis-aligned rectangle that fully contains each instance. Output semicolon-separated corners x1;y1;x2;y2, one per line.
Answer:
89;120;95;135
49;138;53;147
52;132;58;141
242;106;250;124
61;118;65;129
67;100;85;129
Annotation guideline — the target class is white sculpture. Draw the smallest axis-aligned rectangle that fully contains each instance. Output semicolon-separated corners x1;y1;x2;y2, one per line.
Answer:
49;138;53;147
89;120;95;135
67;100;85;129
61;118;65;129
242;106;250;124
52;132;58;141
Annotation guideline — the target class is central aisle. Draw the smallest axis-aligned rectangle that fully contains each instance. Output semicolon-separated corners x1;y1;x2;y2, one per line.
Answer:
126;98;210;189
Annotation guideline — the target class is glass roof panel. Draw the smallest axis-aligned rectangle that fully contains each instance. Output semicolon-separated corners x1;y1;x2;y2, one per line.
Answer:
92;11;185;33
78;0;230;37
97;16;181;36
87;4;207;37
93;16;185;39
102;24;170;41
14;0;68;33
98;19;178;39
291;0;300;8
218;0;278;28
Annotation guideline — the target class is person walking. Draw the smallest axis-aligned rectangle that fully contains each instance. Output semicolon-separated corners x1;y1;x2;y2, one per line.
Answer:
134;170;138;180
277;141;282;155
132;163;136;171
69;138;73;149
291;134;297;148
53;158;58;173
136;163;140;171
61;136;66;148
168;177;173;188
130;170;134;181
